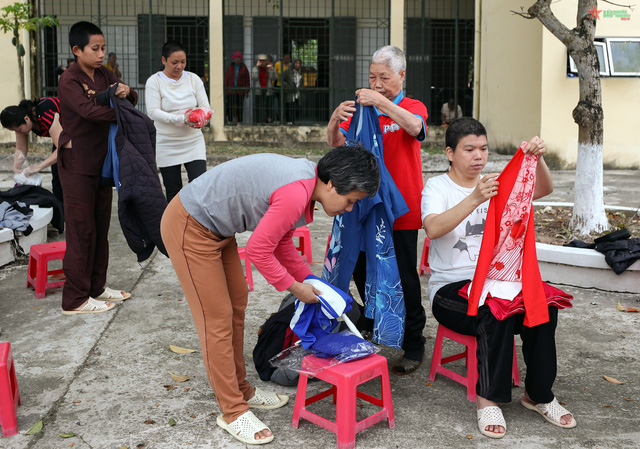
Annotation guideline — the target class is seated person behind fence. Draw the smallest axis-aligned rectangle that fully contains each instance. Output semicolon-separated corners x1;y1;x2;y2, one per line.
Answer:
160;146;380;446
421;117;575;439
441;98;463;125
1;98;64;204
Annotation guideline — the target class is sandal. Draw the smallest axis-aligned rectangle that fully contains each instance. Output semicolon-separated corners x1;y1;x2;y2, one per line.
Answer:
391;356;423;376
61;298;116;315
477;406;506;439
247;387;289;410
216;410;274;445
520;396;577;428
95;287;131;301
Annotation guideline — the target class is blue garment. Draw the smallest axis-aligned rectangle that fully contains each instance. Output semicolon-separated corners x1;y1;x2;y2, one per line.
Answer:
311;331;375;362
290;274;352;349
101;99;120;192
322;103;408;349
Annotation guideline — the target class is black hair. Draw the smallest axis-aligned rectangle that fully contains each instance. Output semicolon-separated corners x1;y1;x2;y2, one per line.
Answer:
445;117;487;151
1;99;37;130
108;52;116;58
162;41;186;59
68;21;103;58
317;145;380;197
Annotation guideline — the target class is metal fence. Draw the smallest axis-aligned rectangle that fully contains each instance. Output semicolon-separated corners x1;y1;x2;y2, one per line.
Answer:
38;0;474;126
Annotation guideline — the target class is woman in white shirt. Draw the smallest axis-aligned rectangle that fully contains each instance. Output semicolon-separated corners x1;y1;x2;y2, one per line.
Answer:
145;41;210;202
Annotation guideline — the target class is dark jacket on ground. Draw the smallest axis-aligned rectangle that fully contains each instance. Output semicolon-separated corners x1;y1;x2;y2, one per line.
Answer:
103;87;168;261
0;185;64;233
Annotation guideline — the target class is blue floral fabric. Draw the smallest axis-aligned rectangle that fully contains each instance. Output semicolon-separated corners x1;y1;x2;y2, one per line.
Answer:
321;103;408;349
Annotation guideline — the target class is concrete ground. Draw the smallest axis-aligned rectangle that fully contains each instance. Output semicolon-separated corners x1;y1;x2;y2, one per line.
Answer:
0;161;639;449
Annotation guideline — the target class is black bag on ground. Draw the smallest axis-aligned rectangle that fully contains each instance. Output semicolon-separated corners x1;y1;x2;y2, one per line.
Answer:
253;294;300;386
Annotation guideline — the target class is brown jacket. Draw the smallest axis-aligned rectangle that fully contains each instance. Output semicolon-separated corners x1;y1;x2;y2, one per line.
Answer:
58;63;137;175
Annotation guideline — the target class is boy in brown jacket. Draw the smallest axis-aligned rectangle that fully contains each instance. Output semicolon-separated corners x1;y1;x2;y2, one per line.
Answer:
58;21;137;314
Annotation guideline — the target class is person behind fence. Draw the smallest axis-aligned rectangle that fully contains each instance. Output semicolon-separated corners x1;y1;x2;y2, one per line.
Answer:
224;51;250;125
57;21;137;315
103;52;122;79
421;117;575;439
282;58;302;124
160;146;380;446
251;54;277;124
441;98;463;125
1;98;64;204
145;41;210;203
327;44;428;376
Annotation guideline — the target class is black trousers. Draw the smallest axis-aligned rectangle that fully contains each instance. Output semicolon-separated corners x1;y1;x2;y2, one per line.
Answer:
354;229;426;361
432;280;558;403
159;159;207;204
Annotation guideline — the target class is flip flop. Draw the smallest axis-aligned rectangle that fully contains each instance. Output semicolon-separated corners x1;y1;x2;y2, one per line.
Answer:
247;387;289;410
61;298;116;315
477;406;506;439
95;287;131;301
216;410;274;445
520;396;577;428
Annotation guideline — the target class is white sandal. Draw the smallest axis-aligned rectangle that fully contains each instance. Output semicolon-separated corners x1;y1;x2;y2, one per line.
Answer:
520;396;577;428
95;286;131;301
61;298;116;315
247;387;289;410
216;410;274;445
477;406;506;439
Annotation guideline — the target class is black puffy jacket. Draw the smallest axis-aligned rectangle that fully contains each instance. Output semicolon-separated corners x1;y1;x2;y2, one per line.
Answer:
108;88;168;261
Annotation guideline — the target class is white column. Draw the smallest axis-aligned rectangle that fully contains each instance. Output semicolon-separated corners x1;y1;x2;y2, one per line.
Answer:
389;0;405;51
210;0;226;141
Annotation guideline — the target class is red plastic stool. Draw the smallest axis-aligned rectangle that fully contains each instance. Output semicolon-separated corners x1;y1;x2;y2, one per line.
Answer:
292;353;395;449
293;226;313;263
26;241;66;298
0;342;21;437
428;324;520;401
237;246;254;292
418;237;431;275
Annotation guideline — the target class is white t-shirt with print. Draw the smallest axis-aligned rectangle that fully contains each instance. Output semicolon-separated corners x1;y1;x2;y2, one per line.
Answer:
421;173;489;306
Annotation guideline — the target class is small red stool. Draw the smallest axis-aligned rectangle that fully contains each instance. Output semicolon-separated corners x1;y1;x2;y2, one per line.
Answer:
26;241;66;298
293;226;313;263
429;324;520;401
292;353;394;449
418;237;431;275
237;246;254;292
0;342;21;437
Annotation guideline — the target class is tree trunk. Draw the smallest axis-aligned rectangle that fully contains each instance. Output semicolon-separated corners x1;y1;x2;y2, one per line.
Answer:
15;17;25;99
528;0;609;236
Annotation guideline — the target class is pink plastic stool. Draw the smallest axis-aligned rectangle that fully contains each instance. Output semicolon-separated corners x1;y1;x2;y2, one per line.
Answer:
0;342;21;437
429;324;520;401
293;226;313;263
418;237;431;275
237;246;254;292
26;241;66;298
292;353;395;449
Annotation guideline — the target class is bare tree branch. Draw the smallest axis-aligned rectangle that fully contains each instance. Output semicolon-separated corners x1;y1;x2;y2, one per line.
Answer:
511;6;537;19
601;0;635;10
528;0;576;48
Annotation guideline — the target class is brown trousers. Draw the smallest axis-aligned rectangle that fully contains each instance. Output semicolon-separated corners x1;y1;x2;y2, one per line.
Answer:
58;167;112;310
160;196;254;422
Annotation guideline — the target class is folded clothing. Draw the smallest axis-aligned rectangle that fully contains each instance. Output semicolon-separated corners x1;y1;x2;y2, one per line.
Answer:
311;330;375;362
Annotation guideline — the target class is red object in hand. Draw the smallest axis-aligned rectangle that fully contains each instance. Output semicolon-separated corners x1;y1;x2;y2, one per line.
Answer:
185;108;212;128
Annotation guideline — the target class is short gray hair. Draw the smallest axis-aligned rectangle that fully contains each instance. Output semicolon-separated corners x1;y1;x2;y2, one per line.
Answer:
370;45;406;75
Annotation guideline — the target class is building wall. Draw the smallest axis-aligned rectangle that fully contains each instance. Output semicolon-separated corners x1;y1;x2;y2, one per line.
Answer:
476;1;543;151
0;0;23;143
481;1;640;167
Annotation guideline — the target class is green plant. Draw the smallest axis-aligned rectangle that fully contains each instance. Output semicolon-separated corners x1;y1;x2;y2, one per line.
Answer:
0;1;58;99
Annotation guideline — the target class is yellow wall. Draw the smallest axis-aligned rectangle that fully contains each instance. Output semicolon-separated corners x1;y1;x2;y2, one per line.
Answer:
477;1;543;151
0;0;23;143
481;1;640;167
